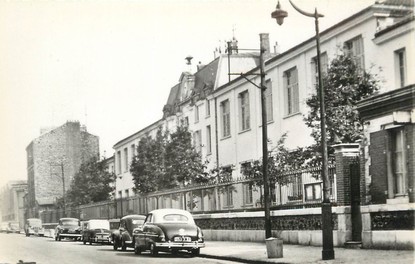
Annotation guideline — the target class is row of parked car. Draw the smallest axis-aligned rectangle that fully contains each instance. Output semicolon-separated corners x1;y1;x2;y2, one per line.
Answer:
0;221;20;233
52;208;205;256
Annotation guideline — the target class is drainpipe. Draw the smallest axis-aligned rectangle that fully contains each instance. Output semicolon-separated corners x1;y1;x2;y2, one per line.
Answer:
214;97;221;210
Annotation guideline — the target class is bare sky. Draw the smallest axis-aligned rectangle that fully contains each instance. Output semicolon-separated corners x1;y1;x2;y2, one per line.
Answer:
0;0;375;188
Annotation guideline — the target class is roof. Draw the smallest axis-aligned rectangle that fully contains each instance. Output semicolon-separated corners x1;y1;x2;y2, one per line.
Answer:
113;119;164;148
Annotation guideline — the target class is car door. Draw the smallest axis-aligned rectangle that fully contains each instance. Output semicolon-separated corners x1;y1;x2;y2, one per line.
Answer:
142;214;154;248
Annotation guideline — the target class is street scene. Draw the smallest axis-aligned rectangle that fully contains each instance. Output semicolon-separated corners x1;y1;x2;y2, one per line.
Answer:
0;0;414;263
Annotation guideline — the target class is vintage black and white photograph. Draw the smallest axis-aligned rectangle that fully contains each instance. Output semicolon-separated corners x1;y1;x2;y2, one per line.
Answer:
0;0;414;263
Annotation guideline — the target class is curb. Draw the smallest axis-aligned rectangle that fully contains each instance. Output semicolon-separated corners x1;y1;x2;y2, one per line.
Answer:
199;253;289;264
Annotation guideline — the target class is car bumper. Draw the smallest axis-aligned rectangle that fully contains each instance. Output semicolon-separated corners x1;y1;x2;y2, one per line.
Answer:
60;233;81;238
93;236;110;243
155;241;205;249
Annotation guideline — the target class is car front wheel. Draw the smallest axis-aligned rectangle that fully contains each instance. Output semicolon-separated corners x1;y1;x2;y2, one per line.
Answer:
113;239;118;251
134;245;141;255
191;248;200;256
150;243;158;256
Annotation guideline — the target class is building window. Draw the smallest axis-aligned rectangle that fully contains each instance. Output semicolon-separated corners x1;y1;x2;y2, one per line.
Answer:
125;189;129;198
124;148;128;172
304;183;322;201
395;48;406;88
288;173;302;201
220;100;231;138
344;36;364;69
131;144;135;159
206;125;212;155
182;116;189;127
193;130;202;154
206;100;211;117
388;128;408;197
311;52;328;88
239;90;250;131
223;185;233;207
283;67;299;116
194;104;200;123
117;151;121;174
265;80;273;122
243;183;253;205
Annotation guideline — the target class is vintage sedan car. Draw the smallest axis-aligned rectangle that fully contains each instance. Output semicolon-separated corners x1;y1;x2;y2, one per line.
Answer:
0;222;9;233
112;215;146;251
25;218;45;237
133;209;205;256
81;219;111;245
55;217;82;241
8;222;20;233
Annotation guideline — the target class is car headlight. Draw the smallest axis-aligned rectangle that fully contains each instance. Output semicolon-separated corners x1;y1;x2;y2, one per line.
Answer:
159;233;166;242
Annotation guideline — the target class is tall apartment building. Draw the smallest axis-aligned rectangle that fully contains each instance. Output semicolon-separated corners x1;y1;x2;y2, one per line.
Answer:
0;180;27;229
26;121;99;217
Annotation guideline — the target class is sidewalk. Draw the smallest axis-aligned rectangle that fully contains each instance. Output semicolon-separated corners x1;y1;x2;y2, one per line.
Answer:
200;241;415;264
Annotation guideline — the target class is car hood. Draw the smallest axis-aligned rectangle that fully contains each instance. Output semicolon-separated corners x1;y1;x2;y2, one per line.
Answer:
92;228;111;234
155;223;198;239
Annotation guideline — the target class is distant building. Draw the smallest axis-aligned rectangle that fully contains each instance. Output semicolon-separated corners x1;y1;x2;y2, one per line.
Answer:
0;180;27;229
26;121;99;217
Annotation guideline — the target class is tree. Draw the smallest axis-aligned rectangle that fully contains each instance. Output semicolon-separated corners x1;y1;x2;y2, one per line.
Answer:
66;156;115;206
130;128;167;193
164;124;210;187
130;124;210;194
304;52;380;149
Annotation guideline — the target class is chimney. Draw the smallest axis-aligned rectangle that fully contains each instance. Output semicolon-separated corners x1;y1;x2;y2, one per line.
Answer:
185;55;193;73
273;42;280;55
260;33;271;58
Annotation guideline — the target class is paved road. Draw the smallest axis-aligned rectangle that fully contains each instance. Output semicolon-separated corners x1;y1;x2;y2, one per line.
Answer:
0;233;233;264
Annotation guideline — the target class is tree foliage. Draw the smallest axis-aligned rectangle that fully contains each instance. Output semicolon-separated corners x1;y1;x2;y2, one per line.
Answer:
242;134;305;187
130;128;167;193
130;124;210;194
66;156;115;206
304;53;380;148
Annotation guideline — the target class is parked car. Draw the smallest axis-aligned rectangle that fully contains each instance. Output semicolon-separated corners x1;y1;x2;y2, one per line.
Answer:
7;222;20;234
112;215;146;251
0;222;9;233
25;218;45;237
107;218;120;244
55;218;81;241
81;219;111;245
133;209;205;256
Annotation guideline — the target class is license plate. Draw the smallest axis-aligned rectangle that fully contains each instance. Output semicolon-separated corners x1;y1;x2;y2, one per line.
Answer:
174;236;191;242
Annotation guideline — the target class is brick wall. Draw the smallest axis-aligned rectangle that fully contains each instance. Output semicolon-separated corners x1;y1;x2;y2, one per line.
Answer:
28;121;99;209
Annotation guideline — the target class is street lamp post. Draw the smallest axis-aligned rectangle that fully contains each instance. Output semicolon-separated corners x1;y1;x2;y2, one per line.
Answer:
227;34;272;239
271;0;335;260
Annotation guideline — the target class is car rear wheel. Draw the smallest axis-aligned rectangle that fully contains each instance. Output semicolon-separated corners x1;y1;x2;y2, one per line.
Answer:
150;243;158;256
58;235;61;241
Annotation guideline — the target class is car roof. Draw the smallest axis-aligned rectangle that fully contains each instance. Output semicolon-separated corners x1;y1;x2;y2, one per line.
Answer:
121;214;146;220
148;209;195;222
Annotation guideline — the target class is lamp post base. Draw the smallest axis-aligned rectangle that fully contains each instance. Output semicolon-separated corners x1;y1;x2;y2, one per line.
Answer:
321;202;335;260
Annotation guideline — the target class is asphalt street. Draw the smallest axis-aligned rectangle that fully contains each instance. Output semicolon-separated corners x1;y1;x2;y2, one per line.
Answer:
0;233;233;264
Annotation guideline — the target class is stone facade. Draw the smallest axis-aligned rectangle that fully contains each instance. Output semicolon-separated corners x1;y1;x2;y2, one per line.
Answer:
0;181;27;229
26;121;99;216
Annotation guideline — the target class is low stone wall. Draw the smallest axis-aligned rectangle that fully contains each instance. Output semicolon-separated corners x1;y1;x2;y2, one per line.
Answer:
361;203;415;249
194;204;415;249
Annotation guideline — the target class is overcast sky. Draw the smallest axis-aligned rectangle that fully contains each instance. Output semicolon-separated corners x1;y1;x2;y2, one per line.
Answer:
0;0;375;188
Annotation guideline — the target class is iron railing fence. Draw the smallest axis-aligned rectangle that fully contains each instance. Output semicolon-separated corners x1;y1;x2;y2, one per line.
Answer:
39;163;336;222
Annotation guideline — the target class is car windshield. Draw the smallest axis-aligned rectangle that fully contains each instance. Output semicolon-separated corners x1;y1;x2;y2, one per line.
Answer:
28;219;42;227
109;222;119;229
10;223;19;228
163;214;189;222
131;219;144;228
62;219;79;226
